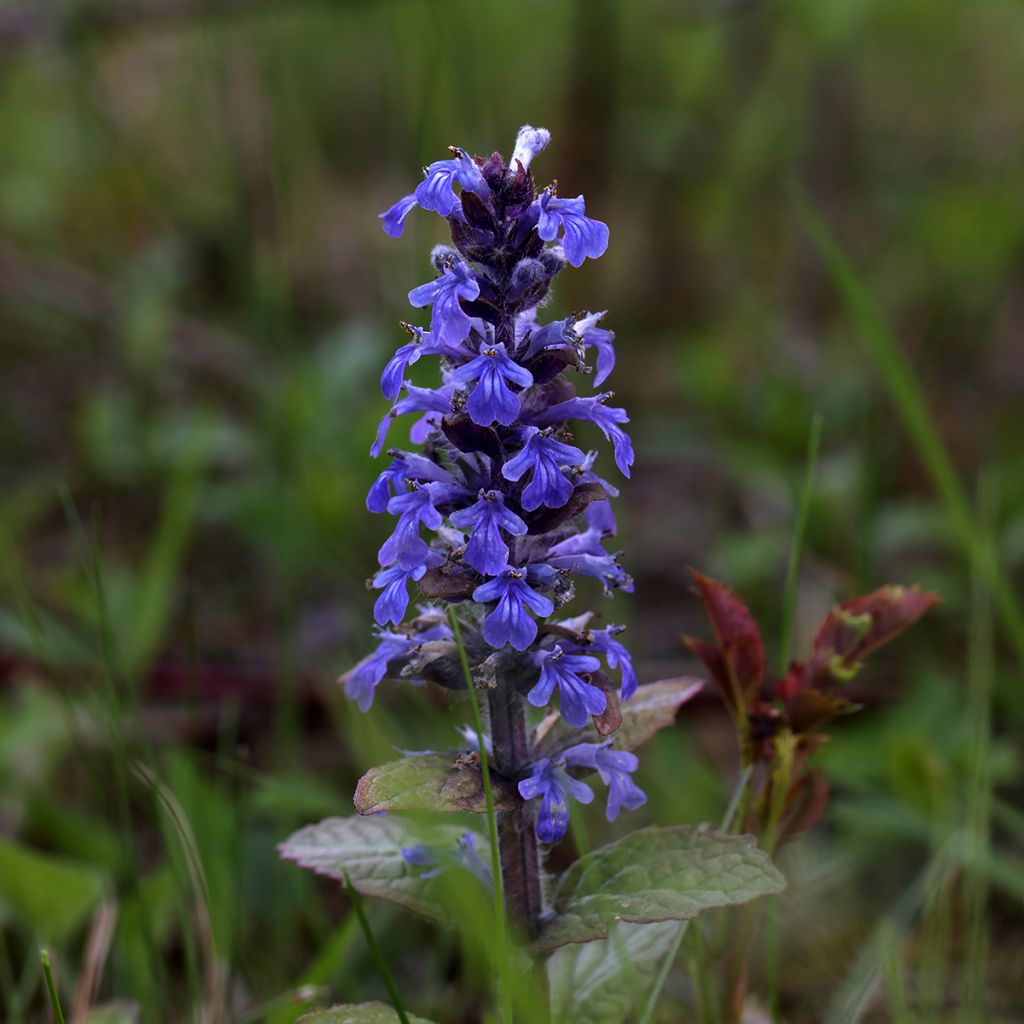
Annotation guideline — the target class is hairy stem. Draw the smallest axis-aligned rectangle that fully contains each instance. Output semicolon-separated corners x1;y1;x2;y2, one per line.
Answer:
447;607;512;1024
488;684;546;939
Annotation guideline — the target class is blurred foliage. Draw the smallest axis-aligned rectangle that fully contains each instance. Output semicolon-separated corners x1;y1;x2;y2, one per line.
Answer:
0;0;1022;1020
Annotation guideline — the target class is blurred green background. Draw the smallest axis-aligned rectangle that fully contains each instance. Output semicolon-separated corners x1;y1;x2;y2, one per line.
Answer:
1;0;1022;1020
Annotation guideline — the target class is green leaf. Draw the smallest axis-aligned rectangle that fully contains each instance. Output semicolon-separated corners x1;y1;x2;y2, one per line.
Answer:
278;815;475;925
0;837;107;941
354;754;520;816
297;1004;435;1024
79;1002;139;1024
537;826;785;950
548;921;678;1024
534;677;703;758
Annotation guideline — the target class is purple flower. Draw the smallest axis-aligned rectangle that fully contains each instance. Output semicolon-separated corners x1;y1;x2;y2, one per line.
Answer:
408;261;480;347
472;568;554;650
380;341;422;401
564;741;647;821
519;315;575;360
371;383;454;458
546;528;634;596
414;150;486;216
378;484;444;570
583;626;637;701
534;393;634;477
373;562;427;626
379;194;417;238
341;631;412;712
366;451;455;514
574;310;616;387
527;647;606;728
501;427;586;511
537;190;610;267
517;758;594;844
450;490;528;575
450;343;534;426
352;130;643;850
402;832;491;887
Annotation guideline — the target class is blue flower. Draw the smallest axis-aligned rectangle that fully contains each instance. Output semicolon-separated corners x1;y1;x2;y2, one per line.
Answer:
534;393;634;477
527;647;606;728
402;832;492;887
472;568;554;650
450;490;528;575
366;450;456;514
450;343;534;426
536;190;610;267
563;741;647;821
371;383;455;458
510;125;551;171
373;562;428;626
408;261;480;348
501;427;586;511
380;341;422;401
414;150;486;216
583;626;638;701
379;194;417;238
517;758;594;844
378;484;444;570
546;528;634;596
574;310;616;387
341;631;412;712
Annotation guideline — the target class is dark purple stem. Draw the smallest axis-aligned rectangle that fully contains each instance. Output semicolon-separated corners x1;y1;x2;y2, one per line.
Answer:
488;684;545;940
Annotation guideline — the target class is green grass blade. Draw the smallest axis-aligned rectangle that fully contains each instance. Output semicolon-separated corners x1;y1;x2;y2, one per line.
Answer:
778;413;823;674
446;605;513;1024
343;871;410;1024
790;185;1024;670
638;764;755;1022
39;949;67;1024
961;471;997;1021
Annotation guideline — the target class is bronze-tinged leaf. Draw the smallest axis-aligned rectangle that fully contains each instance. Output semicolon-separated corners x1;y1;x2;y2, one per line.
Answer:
688;570;765;703
353;754;520;816
460;190;495;231
525;482;608;535
813;584;939;670
418;566;477;602
591;671;622;737
682;635;735;713
534;677;704;758
778;770;830;841
441;414;503;459
786;688;858;733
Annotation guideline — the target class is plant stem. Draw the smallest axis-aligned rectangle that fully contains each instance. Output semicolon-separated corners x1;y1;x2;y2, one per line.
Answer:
447;606;513;1024
638;764;754;1022
488;684;546;939
39;950;66;1024
343;873;410;1024
778;412;823;675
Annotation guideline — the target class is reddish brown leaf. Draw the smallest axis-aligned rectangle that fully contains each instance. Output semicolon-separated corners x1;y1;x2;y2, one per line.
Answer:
682;635;735;712
687;570;765;709
813;584;939;671
591;670;623;737
779;770;830;841
786;688;858;733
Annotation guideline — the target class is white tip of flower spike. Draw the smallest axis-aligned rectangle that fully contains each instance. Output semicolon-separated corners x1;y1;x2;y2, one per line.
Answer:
511;125;551;170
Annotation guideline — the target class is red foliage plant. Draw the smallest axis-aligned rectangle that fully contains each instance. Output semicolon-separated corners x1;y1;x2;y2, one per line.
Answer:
684;570;939;848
